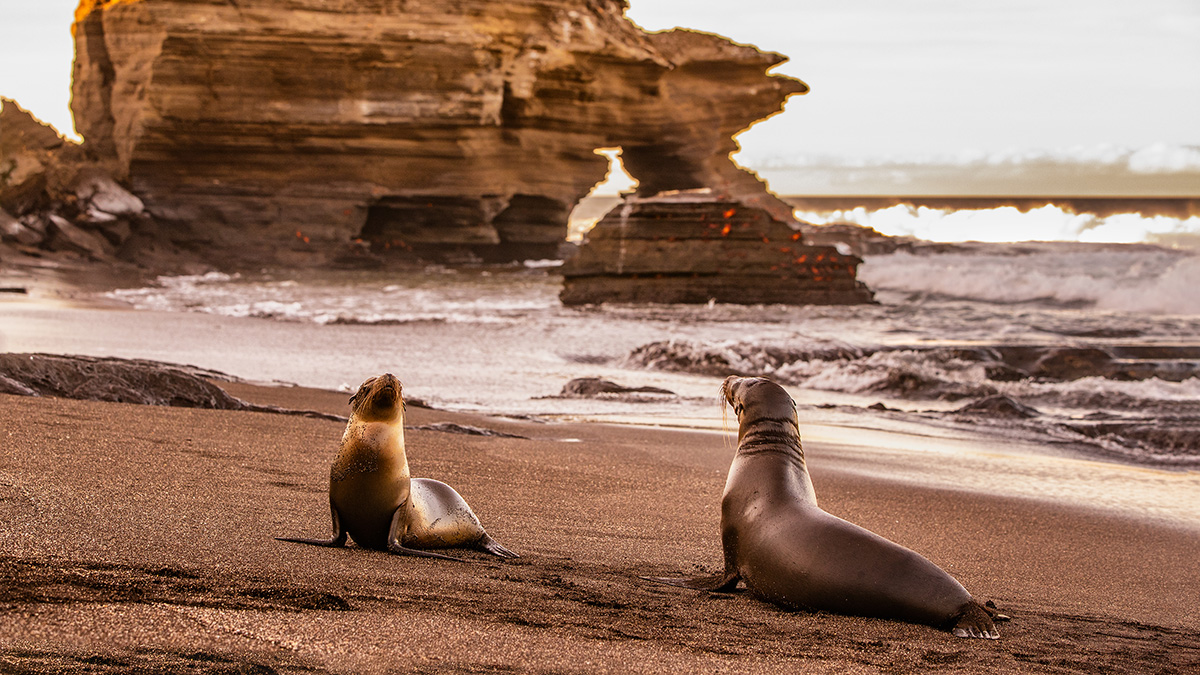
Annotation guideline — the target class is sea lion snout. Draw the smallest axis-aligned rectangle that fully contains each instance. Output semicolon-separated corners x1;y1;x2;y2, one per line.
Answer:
720;376;753;412
722;376;796;423
350;373;404;421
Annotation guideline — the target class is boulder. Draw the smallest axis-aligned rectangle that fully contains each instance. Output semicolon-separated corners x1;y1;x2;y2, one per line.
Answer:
45;214;116;259
954;395;1040;419
559;377;675;397
71;169;145;222
0;208;39;245
0;353;247;408
71;0;806;264
1030;347;1115;381
0;353;343;421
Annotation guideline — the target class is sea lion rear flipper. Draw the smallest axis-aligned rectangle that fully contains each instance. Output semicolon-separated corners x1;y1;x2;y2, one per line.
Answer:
276;504;349;547
641;570;741;593
477;534;519;559
986;599;1011;622
949;600;1001;640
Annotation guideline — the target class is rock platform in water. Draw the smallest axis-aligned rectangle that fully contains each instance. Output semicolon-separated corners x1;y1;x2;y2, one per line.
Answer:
560;192;875;305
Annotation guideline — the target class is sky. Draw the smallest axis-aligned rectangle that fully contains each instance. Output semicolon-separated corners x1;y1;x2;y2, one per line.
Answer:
2;1;1199;189
625;0;1200;165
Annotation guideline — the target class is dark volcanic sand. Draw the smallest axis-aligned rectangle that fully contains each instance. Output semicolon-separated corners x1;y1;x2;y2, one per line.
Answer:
1;382;1198;674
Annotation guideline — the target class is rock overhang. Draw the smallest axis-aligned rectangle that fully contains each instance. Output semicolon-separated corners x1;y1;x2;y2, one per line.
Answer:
67;0;806;265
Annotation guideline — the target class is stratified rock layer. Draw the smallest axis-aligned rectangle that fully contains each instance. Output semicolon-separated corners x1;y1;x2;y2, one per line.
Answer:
1;99;68;217
71;0;806;264
559;193;875;305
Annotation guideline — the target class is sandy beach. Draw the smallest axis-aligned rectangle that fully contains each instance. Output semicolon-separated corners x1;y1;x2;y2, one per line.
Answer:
0;263;1198;673
1;365;1198;672
4;0;1198;668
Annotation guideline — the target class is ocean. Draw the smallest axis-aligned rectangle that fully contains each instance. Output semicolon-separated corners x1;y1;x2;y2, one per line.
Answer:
93;236;1200;471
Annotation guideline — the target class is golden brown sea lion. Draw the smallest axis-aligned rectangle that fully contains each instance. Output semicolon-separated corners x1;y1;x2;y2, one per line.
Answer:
277;373;517;560
648;376;1002;638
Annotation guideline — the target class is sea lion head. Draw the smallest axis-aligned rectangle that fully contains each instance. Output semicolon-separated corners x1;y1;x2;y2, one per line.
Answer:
349;373;405;423
721;376;798;429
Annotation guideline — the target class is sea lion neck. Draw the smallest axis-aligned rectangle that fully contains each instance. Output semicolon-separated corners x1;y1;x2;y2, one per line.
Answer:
722;376;805;462
735;417;805;463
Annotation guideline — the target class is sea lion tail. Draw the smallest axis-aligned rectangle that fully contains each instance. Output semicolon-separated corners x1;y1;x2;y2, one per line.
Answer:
641;571;740;593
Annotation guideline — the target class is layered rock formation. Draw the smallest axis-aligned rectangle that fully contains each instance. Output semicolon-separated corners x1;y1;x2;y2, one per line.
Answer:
560;192;875;305
70;0;806;265
1;99;69;218
1;98;157;264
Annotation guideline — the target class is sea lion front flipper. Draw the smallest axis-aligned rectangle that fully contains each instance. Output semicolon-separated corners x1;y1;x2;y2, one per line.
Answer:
642;570;741;593
476;534;519;559
386;507;469;562
276;503;349;547
386;542;470;562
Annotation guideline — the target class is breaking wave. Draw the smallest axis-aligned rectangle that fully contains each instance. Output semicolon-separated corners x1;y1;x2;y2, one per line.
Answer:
107;268;560;325
99;240;1200;467
858;243;1200;314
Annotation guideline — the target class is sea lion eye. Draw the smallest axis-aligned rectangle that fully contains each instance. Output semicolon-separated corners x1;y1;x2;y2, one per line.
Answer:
350;377;377;408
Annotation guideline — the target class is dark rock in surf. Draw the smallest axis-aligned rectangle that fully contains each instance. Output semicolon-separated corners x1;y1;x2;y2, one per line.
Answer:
1060;419;1200;463
953;395;1039;419
984;364;1029;382
559;377;676;398
0;353;343;420
411;423;529;439
1030;348;1115;381
0;353;250;408
860;369;994;401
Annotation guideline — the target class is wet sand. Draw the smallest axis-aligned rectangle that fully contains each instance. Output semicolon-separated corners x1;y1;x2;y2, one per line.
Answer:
1;380;1198;673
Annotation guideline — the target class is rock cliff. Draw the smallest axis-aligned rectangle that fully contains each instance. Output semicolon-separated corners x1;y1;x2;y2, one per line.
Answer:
1;98;153;264
70;0;806;265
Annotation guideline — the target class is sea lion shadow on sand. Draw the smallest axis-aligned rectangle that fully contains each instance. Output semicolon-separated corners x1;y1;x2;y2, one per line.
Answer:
277;373;517;562
645;375;1007;639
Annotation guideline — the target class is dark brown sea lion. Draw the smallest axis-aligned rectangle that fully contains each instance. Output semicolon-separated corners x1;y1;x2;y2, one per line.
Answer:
649;376;1001;638
277;373;517;560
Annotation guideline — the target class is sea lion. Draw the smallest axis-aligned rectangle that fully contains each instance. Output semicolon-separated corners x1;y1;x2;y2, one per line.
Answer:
648;376;1001;638
277;373;517;560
